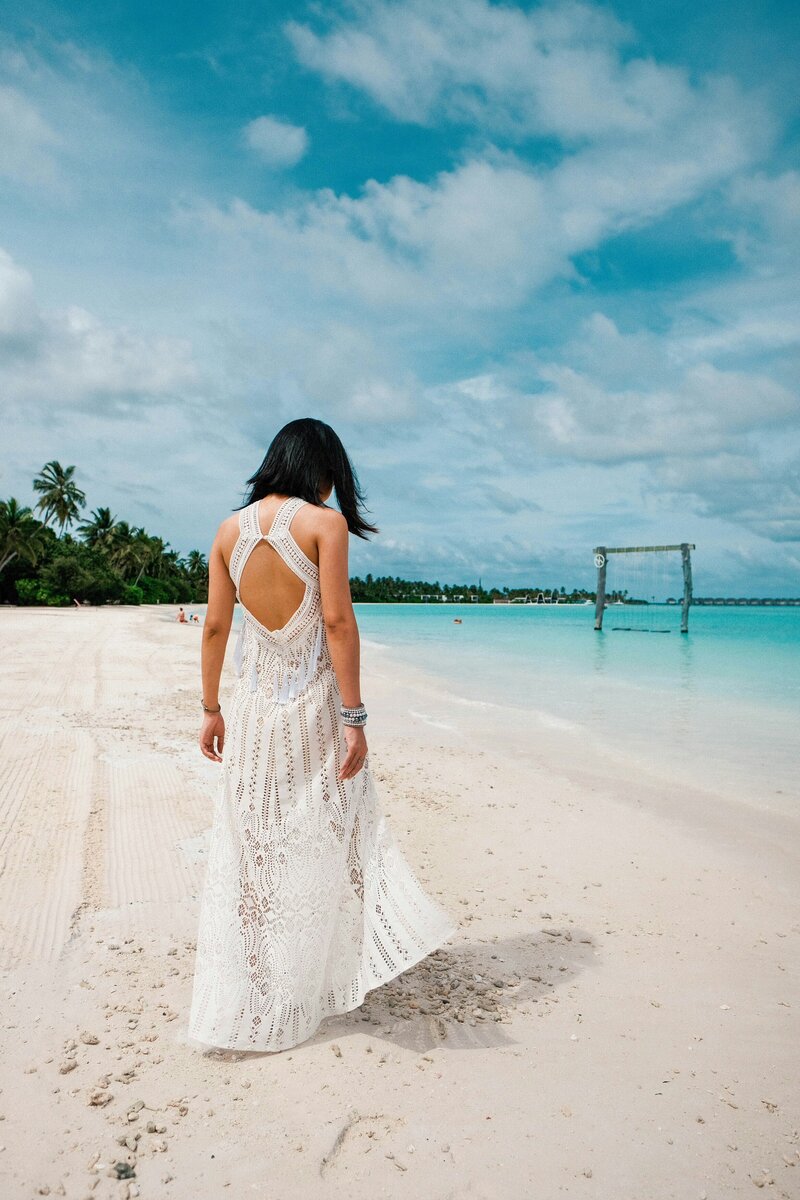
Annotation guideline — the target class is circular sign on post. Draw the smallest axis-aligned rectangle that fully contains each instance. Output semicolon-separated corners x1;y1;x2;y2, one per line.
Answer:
594;553;606;568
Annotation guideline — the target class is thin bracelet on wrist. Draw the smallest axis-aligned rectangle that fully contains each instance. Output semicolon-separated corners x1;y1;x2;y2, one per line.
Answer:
201;699;221;713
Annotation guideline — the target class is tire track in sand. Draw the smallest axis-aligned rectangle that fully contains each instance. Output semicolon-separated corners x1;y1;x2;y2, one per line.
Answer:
107;756;205;927
0;609;109;966
0;729;103;967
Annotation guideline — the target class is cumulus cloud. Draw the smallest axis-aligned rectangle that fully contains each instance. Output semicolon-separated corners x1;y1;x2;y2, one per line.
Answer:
0;248;43;349
187;88;769;321
0;246;198;413
531;360;797;463
652;453;800;544
0;83;61;185
0;32;193;206
185;0;775;328
419;308;799;545
242;114;309;167
286;0;766;148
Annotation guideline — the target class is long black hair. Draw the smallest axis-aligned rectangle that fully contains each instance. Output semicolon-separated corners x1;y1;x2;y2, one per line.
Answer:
238;418;378;539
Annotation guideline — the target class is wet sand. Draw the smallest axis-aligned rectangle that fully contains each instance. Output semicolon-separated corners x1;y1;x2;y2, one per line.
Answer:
0;605;798;1198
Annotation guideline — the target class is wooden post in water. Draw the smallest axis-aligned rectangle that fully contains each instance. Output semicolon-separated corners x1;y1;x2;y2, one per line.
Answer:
680;542;693;633
593;547;607;631
592;543;695;632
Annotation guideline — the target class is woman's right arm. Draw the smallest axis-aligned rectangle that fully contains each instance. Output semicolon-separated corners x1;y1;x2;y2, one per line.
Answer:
198;524;235;763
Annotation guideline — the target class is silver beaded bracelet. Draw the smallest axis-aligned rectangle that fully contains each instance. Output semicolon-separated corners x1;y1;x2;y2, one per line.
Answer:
341;703;367;727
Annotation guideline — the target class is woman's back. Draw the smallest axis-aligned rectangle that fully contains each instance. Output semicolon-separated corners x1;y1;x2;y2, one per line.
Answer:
227;496;327;702
222;495;321;634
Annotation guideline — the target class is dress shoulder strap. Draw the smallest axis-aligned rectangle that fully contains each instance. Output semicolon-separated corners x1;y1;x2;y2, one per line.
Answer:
267;496;306;538
229;497;319;594
240;500;263;539
265;498;320;585
229;500;262;594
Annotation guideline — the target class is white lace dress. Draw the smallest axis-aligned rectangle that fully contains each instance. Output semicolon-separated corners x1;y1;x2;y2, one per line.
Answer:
186;496;457;1052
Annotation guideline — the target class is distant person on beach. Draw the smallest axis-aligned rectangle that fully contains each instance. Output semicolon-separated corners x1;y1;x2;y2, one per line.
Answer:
186;417;456;1056
177;607;187;623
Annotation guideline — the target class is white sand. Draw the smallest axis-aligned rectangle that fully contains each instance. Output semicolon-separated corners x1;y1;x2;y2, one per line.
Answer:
0;605;798;1199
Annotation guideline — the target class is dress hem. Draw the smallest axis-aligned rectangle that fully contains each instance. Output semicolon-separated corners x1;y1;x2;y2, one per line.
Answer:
182;916;460;1056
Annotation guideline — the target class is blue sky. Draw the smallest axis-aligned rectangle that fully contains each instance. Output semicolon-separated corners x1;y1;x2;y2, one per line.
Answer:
1;0;799;594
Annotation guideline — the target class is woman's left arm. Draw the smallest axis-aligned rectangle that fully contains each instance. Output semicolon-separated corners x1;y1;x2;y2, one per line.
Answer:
199;525;235;763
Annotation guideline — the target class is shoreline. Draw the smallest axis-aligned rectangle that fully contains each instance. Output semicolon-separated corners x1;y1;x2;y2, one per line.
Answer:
360;635;800;898
1;605;798;1197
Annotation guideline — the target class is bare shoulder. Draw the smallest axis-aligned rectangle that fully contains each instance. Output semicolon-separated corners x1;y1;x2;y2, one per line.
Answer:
213;512;242;563
295;503;347;537
318;505;348;534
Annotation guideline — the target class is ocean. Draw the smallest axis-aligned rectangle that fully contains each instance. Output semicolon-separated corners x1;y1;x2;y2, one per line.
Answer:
225;601;798;813
352;603;799;813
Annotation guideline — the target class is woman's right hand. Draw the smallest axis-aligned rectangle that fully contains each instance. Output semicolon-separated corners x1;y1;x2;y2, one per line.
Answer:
199;712;225;763
339;724;367;780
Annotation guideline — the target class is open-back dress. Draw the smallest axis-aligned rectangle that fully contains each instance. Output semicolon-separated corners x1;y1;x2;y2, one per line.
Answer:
187;496;458;1052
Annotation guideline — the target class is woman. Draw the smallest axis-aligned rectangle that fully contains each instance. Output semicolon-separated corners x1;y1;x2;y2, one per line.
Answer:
186;418;457;1054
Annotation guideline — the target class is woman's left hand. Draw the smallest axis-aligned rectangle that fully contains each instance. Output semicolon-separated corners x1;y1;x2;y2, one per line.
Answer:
200;712;225;763
339;724;367;781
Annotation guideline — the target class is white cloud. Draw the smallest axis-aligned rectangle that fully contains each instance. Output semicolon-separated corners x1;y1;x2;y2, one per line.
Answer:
285;0;765;148
0;248;42;346
726;169;800;261
652;452;800;544
242;114;309;167
273;320;419;421
186;91;768;323
531;359;797;463
0;32;193;208
418;308;800;545
435;308;799;463
0;246;198;413
645;170;800;373
0;83;60;185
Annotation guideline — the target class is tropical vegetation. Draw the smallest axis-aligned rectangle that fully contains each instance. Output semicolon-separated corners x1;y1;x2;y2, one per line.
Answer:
348;575;596;604
1;461;208;607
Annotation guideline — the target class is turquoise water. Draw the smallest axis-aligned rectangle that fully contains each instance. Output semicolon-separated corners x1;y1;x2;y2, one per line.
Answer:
351;603;799;806
224;600;798;804
353;602;800;714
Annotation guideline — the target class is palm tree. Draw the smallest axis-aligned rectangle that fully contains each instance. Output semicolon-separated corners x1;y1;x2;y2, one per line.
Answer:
77;506;119;551
106;523;151;582
185;549;208;584
145;535;167;579
162;548;181;579
129;528;157;586
32;461;86;536
0;499;50;574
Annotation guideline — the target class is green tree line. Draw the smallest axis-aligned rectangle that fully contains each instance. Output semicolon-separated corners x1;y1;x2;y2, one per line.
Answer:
1;461;208;607
349;574;596;604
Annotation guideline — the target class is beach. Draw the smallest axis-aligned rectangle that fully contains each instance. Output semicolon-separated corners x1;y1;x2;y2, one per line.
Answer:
1;604;798;1199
